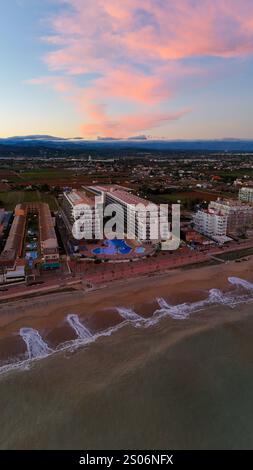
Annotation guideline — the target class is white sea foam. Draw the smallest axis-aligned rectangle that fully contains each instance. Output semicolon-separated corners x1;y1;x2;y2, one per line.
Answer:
93;321;128;341
1;276;253;377
161;303;190;320
0;359;31;376
0;328;54;376
0;318;128;377
20;328;53;359
116;307;143;322
67;314;93;341
208;288;237;307
149;287;245;326
228;277;253;291
149;298;207;325
154;295;216;322
156;297;171;310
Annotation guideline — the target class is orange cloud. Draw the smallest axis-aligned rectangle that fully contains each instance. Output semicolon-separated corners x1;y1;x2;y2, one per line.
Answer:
30;0;253;137
81;109;190;139
87;69;173;104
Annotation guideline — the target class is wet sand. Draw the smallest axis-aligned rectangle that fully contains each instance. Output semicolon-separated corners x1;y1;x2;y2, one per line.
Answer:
1;257;253;342
1;258;253;449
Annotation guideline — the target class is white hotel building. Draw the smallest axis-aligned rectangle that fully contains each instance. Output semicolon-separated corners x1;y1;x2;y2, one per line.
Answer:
82;185;169;242
61;190;102;239
209;198;253;235
239;187;253;204
193;209;228;241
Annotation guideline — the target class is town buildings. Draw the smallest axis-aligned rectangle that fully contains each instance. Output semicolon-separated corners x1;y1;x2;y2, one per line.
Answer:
239;187;253;204
0;202;59;282
193;194;253;242
193;208;228;242
209;199;253;236
84;185;168;241
61;190;102;239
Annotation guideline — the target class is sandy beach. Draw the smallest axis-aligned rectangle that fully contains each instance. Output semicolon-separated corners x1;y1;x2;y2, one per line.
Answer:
1;256;253;340
0;256;253;368
1;256;253;448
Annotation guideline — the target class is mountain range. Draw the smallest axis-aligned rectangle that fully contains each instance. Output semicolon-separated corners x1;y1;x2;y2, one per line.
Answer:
1;135;253;152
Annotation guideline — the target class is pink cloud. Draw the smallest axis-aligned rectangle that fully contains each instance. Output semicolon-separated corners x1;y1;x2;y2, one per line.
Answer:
87;69;174;104
31;0;253;137
27;76;73;93
81;109;189;139
47;0;253;69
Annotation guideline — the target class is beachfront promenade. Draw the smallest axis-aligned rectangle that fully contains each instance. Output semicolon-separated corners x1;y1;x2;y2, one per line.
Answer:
68;239;253;284
1;238;253;302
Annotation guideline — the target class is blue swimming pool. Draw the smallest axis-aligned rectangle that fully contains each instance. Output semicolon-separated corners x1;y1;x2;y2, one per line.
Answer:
135;247;145;254
26;242;37;250
93;240;132;255
25;251;38;267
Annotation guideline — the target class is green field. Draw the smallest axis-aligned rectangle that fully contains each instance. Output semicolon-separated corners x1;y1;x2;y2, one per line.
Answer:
0;191;58;211
149;189;227;205
149;192;204;207
215;169;253;180
150;193;189;203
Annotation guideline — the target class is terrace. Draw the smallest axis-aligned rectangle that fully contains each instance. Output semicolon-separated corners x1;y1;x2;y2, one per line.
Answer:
69;238;155;261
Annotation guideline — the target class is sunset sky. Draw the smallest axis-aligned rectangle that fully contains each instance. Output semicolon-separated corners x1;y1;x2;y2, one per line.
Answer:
1;0;253;139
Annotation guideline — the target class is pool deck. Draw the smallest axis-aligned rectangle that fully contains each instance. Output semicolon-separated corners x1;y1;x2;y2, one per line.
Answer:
77;239;156;261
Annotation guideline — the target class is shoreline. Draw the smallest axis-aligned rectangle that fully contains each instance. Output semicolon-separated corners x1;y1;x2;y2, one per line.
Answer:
1;279;253;381
2;297;253;450
1;256;253;341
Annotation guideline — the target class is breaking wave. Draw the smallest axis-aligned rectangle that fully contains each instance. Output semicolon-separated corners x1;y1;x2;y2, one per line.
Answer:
157;297;171;310
67;314;93;341
117;307;143;323
228;277;253;291
1;276;253;377
20;328;53;360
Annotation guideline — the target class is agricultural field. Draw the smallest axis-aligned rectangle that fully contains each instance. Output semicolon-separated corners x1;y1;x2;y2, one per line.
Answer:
149;190;223;204
9;168;117;187
19;169;74;181
215;169;253;182
0;190;58;211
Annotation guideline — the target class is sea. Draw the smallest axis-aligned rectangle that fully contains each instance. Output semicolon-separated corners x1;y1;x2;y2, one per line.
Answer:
1;276;253;449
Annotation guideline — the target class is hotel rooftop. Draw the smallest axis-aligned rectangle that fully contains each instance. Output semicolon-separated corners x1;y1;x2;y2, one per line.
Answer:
87;184;132;194
0;202;59;268
65;190;95;206
86;185;151;207
109;190;151;207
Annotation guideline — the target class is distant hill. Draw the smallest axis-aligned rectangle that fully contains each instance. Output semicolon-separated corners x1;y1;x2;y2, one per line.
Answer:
1;136;253;152
3;135;70;141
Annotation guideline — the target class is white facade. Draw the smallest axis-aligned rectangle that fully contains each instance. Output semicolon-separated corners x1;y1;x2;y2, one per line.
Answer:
103;190;166;242
239;187;253;204
193;209;227;239
210;198;253;214
209;199;253;235
62;190;102;239
64;187;168;242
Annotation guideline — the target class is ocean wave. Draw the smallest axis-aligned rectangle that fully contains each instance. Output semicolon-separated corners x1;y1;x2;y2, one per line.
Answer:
1;276;253;377
20;327;53;360
67;314;93;341
228;277;253;291
0;320;129;376
116;307;143;322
